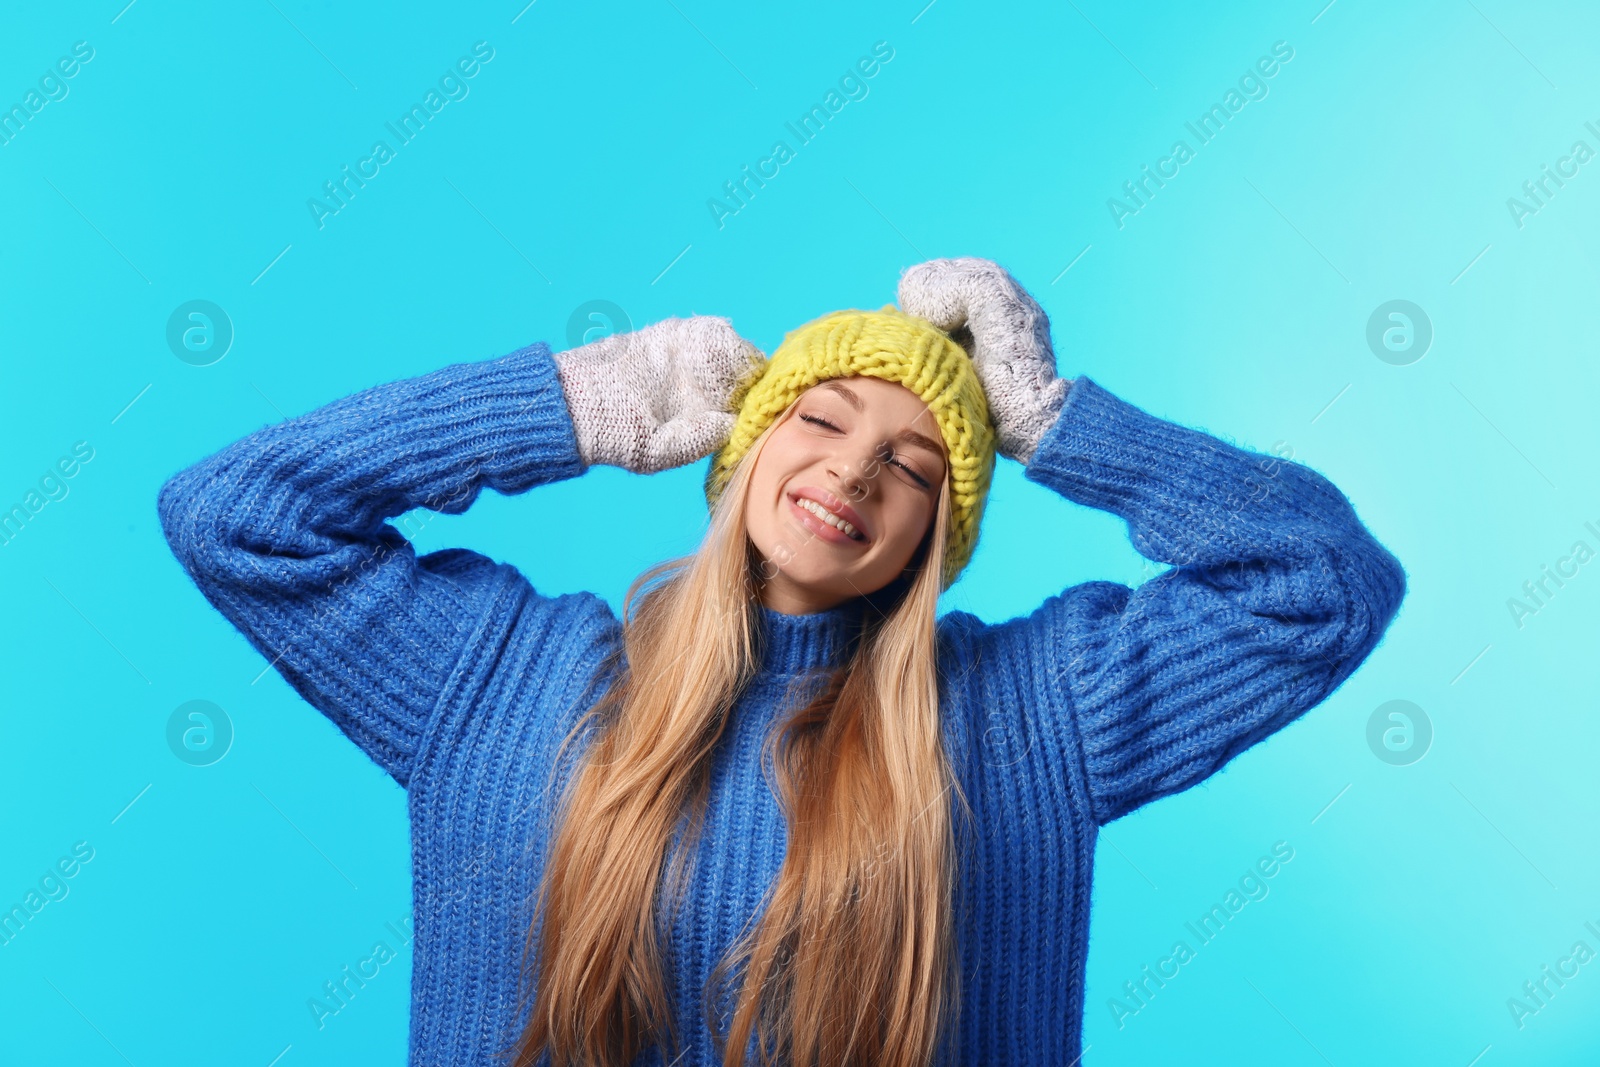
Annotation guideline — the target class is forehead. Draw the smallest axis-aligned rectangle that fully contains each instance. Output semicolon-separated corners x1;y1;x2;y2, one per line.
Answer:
807;375;928;415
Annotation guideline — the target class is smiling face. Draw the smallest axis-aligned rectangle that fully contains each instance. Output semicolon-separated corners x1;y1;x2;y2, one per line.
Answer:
744;375;949;615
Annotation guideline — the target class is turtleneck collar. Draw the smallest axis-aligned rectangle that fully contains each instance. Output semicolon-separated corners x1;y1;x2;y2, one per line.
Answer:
754;597;868;679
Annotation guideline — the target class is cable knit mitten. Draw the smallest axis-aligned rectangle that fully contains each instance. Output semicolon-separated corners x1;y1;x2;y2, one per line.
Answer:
551;315;767;474
896;257;1070;464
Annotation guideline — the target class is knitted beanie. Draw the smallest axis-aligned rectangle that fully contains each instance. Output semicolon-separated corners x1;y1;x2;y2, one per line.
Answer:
704;304;996;591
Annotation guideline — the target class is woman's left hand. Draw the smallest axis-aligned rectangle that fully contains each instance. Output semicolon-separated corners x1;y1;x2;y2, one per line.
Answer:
896;257;1070;464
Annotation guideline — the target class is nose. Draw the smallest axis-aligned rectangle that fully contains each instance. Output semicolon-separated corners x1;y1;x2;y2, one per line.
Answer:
828;441;883;505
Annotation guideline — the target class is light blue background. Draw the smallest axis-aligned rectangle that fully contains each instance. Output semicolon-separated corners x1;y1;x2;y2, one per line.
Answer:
2;1;1597;1064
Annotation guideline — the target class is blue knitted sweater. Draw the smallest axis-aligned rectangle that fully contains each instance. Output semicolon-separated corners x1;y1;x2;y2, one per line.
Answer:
156;340;1405;1066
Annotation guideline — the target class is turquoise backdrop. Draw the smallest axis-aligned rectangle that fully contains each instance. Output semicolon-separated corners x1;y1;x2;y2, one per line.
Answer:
2;0;1597;1063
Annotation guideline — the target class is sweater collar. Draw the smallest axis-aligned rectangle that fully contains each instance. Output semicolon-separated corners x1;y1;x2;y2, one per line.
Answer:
755;598;867;679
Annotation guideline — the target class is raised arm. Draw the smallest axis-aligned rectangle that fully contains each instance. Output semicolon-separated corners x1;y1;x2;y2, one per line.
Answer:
902;258;1406;825
156;317;765;788
984;376;1405;824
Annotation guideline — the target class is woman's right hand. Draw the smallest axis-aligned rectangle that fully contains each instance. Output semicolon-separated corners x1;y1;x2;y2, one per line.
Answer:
552;315;767;474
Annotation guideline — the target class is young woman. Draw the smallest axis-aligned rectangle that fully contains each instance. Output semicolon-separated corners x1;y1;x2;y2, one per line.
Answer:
157;257;1406;1067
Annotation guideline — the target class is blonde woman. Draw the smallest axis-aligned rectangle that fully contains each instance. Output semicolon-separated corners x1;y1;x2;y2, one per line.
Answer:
157;257;1406;1066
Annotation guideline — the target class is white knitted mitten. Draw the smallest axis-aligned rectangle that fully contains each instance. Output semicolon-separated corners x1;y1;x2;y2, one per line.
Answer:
551;315;766;474
896;257;1070;464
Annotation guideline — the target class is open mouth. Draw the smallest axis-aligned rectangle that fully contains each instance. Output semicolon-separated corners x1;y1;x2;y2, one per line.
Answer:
788;491;868;544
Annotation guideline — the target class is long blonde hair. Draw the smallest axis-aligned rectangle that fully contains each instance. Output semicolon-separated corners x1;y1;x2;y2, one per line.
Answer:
503;397;972;1067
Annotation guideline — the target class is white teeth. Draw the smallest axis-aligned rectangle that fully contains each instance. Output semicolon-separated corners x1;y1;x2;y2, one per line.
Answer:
797;497;861;540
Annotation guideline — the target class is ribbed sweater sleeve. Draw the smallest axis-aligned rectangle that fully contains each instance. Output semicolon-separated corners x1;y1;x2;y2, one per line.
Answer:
967;375;1407;827
156;341;589;788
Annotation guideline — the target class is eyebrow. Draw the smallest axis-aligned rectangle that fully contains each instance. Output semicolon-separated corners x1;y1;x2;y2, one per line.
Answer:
816;379;946;461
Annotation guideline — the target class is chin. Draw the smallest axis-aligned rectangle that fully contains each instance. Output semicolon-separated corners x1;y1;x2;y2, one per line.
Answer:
775;566;851;594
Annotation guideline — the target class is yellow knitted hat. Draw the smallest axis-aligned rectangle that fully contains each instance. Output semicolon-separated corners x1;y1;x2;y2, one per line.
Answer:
704;304;996;591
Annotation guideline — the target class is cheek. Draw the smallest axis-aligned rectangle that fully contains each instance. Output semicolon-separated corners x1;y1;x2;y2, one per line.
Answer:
883;495;934;554
743;452;786;536
743;472;772;532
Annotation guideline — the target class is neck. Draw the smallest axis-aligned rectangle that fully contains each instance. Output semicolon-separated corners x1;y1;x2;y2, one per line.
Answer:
754;597;866;679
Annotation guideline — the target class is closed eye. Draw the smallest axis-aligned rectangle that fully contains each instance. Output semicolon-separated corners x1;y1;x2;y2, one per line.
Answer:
798;413;931;489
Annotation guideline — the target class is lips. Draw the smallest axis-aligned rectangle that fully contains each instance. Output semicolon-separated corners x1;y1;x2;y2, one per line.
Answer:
788;485;870;544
